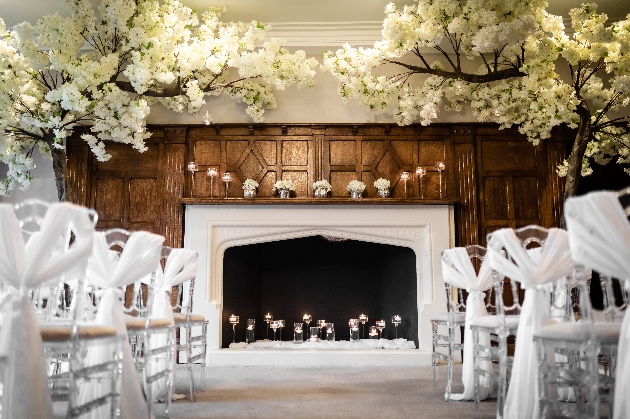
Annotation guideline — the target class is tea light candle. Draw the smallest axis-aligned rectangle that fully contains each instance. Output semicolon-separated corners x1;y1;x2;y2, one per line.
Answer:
247;325;254;331
400;171;410;181
369;326;378;338
278;320;285;328
437;162;446;171
222;172;232;182
359;314;368;323
188;162;198;172
229;315;239;324
303;314;311;322
393;315;401;323
264;313;272;322
207;167;217;177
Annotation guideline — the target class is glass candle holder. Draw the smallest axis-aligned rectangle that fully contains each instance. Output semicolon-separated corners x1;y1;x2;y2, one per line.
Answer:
400;171;410;198
325;323;335;341
188;162;198;198
309;326;319;342
222;172;232;199
349;319;360;342
246;319;255;344
303;314;312;341
416;167;427;198
207;167;218;198
369;325;378;339
270;320;279;341
359;314;368;339
264;313;272;340
294;323;304;342
229;315;239;343
375;320;386;339
277;320;285;341
391;315;402;339
202;110;212;125
436;162;446;198
317;320;326;339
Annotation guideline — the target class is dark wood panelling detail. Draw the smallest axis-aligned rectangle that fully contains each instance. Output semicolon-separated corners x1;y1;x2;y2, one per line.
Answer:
66;143;90;207
66;123;568;254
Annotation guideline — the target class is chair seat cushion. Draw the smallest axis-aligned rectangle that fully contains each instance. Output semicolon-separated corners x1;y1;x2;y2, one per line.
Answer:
39;324;118;342
125;318;172;331
173;313;206;324
429;312;466;324
469;315;520;331
535;322;621;345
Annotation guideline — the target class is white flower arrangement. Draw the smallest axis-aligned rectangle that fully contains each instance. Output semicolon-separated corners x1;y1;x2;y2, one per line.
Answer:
346;180;366;193
273;179;295;191
242;179;259;191
374;178;390;190
312;180;332;192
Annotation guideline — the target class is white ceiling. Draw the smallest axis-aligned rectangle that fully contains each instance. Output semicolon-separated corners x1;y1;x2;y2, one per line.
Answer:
0;0;628;53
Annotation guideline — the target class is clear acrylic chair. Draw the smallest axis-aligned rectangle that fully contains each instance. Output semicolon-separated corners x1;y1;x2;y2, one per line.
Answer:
167;250;208;402
104;228;175;417
14;200;125;418
431;245;491;401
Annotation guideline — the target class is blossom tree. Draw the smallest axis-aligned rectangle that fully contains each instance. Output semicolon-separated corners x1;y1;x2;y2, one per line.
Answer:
322;0;629;198
0;0;317;201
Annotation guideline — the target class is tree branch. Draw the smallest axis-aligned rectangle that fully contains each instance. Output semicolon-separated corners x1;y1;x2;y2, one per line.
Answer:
382;60;526;83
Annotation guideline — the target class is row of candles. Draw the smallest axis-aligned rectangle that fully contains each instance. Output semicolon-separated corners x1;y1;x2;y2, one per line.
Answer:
228;313;403;343
189;162;447;199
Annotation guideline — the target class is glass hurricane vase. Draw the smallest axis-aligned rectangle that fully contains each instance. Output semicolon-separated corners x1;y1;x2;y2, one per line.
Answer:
376;188;390;198
278;188;291;199
349;190;363;199
314;188;329;198
243;189;256;198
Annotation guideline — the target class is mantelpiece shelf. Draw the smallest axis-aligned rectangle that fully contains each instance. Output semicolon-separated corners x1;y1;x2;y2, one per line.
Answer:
181;197;458;205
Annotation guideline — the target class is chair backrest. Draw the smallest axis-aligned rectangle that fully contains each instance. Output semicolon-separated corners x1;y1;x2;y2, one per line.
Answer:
617;186;630;216
488;225;553;317
14;200;98;322
441;244;491;313
160;245;196;315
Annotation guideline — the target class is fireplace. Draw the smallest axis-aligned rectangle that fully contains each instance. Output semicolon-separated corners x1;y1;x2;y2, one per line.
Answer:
221;236;419;348
183;201;454;365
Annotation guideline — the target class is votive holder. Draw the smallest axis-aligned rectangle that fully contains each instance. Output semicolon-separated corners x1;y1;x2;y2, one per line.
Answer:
369;326;378;339
375;319;386;339
246;319;255;344
325;323;335;341
349;319;360;342
392;315;402;339
309;326;319;342
294;323;304;342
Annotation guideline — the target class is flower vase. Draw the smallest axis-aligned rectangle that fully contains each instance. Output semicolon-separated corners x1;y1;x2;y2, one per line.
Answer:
243;189;256;198
314;188;328;198
278;188;291;199
350;190;362;199
376;188;390;198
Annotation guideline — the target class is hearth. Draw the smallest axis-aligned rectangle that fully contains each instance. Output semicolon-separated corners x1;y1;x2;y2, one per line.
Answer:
183;201;454;364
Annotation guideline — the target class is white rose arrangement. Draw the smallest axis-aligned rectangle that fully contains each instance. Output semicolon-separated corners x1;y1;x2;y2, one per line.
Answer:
346;180;366;193
312;180;332;192
242;179;259;191
273;179;295;191
374;178;390;190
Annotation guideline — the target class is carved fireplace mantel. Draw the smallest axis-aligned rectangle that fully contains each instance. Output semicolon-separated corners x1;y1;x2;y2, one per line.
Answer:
183;201;455;358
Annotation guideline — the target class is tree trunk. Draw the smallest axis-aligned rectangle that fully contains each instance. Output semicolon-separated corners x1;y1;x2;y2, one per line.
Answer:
49;137;68;202
563;102;591;201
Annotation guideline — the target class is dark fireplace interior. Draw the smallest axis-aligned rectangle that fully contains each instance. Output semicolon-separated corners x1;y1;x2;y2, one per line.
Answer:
222;236;418;349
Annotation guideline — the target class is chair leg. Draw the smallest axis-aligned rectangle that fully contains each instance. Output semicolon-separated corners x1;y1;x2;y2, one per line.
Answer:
445;325;454;401
473;327;482;417
165;328;174;417
431;321;438;367
201;321;208;392
186;323;196;402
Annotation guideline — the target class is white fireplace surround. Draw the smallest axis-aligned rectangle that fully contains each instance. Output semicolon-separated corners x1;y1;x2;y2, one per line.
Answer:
183;203;454;362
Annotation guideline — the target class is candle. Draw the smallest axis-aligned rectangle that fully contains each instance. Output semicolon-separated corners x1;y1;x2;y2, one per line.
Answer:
229;314;236;322
207;167;217;177
394;315;401;322
437;162;446;171
359;314;368;323
401;171;410;181
188;162;198;172
264;313;272;321
303;314;311;322
222;172;232;182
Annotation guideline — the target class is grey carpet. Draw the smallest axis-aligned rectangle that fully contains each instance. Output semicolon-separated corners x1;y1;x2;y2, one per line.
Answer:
165;364;497;419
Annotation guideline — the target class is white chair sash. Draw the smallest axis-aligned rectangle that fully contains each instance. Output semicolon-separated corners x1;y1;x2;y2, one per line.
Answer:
150;248;197;323
80;231;164;419
487;228;574;419
565;191;630;419
441;247;494;401
0;203;94;419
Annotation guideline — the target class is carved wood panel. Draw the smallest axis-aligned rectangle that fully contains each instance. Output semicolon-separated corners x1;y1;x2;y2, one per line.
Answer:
66;123;568;254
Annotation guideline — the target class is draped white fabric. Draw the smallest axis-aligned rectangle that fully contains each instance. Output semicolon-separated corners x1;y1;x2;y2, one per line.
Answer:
487;228;574;419
147;248;197;397
0;203;94;419
440;247;494;401
80;231;164;419
565;191;630;419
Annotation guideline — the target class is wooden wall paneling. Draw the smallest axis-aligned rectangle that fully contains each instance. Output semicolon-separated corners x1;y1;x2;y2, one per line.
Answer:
162;127;186;248
452;126;478;246
66;140;90;207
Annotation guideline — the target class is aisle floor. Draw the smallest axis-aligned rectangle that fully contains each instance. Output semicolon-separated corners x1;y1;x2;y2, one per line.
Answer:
166;364;498;419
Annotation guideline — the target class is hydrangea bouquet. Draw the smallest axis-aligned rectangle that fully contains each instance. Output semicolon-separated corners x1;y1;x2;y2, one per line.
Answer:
273;179;295;191
242;179;259;191
346;180;366;193
374;178;390;190
312;180;332;192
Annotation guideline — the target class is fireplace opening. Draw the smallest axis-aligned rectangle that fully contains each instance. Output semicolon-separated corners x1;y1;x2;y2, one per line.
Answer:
222;236;418;349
